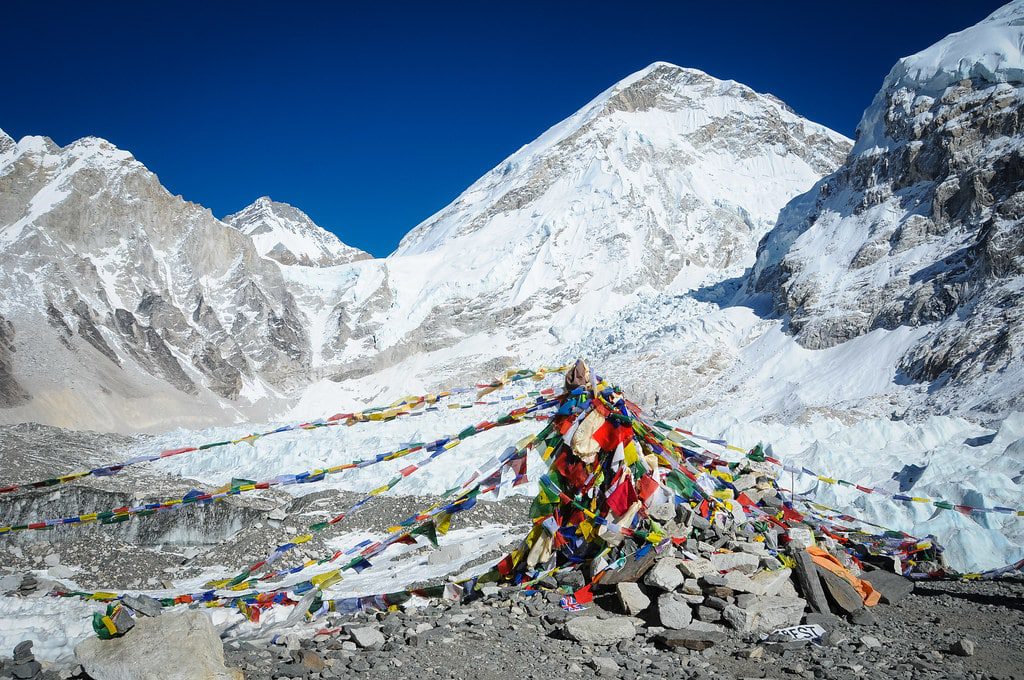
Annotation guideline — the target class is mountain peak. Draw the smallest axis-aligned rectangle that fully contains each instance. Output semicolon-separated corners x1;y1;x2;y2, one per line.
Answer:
0;128;14;154
225;197;370;267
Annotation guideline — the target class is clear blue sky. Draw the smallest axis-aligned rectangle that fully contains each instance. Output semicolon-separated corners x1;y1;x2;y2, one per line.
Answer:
4;1;1006;256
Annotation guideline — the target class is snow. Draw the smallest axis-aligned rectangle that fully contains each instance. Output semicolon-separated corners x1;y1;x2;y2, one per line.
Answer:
224;196;368;267
855;0;1024;153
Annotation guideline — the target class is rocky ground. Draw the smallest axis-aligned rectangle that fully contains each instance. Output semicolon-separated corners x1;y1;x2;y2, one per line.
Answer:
1;424;1022;680
214;576;1024;680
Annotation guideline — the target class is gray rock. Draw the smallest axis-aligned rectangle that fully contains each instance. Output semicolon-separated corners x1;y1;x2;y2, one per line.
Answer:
849;608;878;626
656;593;693;629
792;550;829;614
74;610;242;680
816;565;865;615
12;660;41;679
748;568;793;597
860;635;882;649
564;616;636;645
861;569;914;604
349;627;385;650
950;638;976;657
643;558;685;592
710;552;760;574
721;604;753;632
615;582;651;616
589;656;619;675
656;628;725;651
677;558;715;580
120;594;163;618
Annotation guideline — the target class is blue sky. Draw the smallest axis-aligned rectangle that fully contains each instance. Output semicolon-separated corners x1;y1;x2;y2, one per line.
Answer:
4;1;1005;256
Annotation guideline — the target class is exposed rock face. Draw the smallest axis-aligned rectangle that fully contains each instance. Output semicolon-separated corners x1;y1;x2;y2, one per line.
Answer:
750;3;1024;416
0;314;30;408
0;133;310;430
224;196;369;267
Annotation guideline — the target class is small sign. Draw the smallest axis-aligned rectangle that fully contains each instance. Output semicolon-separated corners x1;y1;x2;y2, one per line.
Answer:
767;624;827;642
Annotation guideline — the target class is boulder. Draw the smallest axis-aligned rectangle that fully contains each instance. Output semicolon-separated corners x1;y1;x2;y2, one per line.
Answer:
861;569;914;604
74;610;242;680
349;627;385;650
816;566;865;615
655;628;725;651
563;616;636;645
749;568;793;597
721;571;758;594
710;552;760;574
721;604;753;632
643;558;685;592
656;594;693;629
748;596;807;632
792;550;830;614
615;582;651;616
677;558;715;580
599;549;656;586
120;594;163;618
426;543;468;565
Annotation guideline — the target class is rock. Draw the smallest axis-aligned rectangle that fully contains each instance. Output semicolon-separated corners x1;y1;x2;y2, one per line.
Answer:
120;594;163;618
12;660;41;679
749;568;793;597
701;574;728;588
563;616;636;645
677;558;715;580
859;635;882;649
849;608;878;626
709;552;760;574
14;640;34;661
721;604;752;632
748;596;807;632
268;507;288;521
349;627;385;650
816;566;865;615
861;569;914;604
297;650;326;673
792;551;829;614
695;606;720;623
721;571;758;594
802;611;840;632
599;550;656;586
656;593;693;629
643;558;685;592
737;646;765;659
47;565;74;580
589;656;619;675
426;543;468;565
655;628;725;651
615;582;651;616
950;638;976;657
74;610;242;680
0;573;21;593
43;553;60;567
735;593;757;609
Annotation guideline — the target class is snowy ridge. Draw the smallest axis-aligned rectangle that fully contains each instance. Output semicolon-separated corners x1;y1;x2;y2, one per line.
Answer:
225;196;369;267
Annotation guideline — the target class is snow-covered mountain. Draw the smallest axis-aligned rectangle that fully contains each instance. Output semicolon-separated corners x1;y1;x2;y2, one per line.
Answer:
0;61;852;431
0;133;308;430
225;196;369;267
749;1;1024;418
3;0;1023;435
297;63;851;401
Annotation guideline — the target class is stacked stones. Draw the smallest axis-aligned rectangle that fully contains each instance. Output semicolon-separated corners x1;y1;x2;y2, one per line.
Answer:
10;641;41;679
18;574;38;597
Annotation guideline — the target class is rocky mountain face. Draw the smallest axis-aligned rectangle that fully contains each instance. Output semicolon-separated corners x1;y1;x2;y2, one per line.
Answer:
0;134;312;430
750;1;1024;416
225;196;369;267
